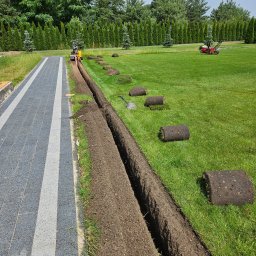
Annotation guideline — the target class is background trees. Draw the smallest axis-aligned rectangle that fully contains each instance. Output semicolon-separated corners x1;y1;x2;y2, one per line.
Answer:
211;0;250;22
186;0;209;22
0;0;255;51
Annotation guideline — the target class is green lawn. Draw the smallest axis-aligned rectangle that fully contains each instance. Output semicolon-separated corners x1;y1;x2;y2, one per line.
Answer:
82;43;256;256
0;50;70;85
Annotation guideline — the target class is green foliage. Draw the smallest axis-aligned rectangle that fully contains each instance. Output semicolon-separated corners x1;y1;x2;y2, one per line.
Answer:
163;25;173;47
204;25;213;47
0;20;249;52
122;26;132;50
71;32;85;50
23;30;35;52
186;0;209;22
211;0;250;22
151;0;187;22
245;18;255;44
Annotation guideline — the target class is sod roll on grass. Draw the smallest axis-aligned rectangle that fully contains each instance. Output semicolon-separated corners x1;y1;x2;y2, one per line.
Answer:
129;87;147;96
107;69;120;76
159;125;190;142
144;96;164;107
203;171;254;205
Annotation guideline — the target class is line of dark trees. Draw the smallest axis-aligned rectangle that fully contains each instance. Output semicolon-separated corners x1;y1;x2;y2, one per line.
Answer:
0;0;255;51
0;19;251;51
0;0;252;26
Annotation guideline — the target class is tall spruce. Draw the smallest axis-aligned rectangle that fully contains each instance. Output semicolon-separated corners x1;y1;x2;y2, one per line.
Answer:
122;25;132;49
23;30;35;52
163;25;173;47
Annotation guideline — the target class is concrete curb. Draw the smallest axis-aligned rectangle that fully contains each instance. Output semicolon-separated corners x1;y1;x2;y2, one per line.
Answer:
0;82;14;106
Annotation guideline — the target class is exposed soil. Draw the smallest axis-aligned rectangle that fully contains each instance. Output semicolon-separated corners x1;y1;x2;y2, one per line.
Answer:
77;61;211;256
71;63;159;255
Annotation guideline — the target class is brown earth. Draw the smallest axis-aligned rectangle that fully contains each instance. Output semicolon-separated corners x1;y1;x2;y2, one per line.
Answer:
77;61;210;256
71;63;159;256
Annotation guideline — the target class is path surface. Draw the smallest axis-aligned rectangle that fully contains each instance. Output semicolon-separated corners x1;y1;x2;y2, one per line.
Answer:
0;57;78;256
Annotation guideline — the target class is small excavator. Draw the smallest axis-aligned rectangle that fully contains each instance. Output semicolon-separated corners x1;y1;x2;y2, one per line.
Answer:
70;42;83;62
199;41;222;55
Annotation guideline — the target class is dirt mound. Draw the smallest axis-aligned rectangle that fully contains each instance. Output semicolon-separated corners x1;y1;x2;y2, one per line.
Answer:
71;62;93;95
72;63;158;256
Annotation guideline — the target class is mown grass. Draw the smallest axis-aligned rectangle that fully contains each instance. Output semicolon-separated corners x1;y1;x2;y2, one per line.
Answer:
82;42;256;256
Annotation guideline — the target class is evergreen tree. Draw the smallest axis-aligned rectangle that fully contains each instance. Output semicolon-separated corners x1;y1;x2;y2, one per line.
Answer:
122;25;132;49
183;23;188;43
211;0;250;22
204;25;213;47
134;22;140;46
163;25;173;47
60;22;67;49
186;0;209;22
23;30;35;52
152;22;158;45
0;22;7;51
110;24;116;47
147;20;153;46
72;32;85;50
245;18;255;44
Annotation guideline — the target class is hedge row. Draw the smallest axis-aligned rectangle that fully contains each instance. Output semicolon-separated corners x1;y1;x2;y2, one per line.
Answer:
0;20;249;51
245;17;256;44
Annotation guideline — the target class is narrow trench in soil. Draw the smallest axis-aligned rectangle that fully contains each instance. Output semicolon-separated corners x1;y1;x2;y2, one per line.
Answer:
75;64;166;255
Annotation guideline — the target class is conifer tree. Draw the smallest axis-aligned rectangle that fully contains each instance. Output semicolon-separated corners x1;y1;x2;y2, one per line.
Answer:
215;22;220;41
204;25;213;47
60;22;67;49
110;24;116;47
152;22;157;45
245;18;255;44
13;28;21;50
134;22;139;46
144;21;149;46
183;23;188;43
23;30;35;52
6;25;12;51
0;22;7;51
37;24;44;50
122;25;132;49
156;23;162;45
147;20;153;46
163;25;173;47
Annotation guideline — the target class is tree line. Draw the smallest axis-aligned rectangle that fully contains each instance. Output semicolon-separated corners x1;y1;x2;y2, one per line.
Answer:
0;19;251;51
0;0;251;26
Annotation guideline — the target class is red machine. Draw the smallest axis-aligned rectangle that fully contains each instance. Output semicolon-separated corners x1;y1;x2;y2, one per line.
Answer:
199;42;222;55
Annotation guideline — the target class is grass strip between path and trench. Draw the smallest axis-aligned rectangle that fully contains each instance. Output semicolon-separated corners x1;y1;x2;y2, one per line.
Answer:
82;43;256;256
66;62;100;256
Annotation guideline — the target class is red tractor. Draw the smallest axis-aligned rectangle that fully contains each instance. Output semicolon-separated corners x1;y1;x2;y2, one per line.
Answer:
199;41;222;55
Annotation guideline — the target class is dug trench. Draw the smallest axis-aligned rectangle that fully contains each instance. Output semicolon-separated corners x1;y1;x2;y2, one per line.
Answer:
72;61;211;256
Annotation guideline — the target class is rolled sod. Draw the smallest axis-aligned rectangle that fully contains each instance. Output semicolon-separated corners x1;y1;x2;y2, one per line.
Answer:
203;170;254;205
103;65;112;70
159;125;190;142
107;69;120;76
144;96;164;107
129;87;147;96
